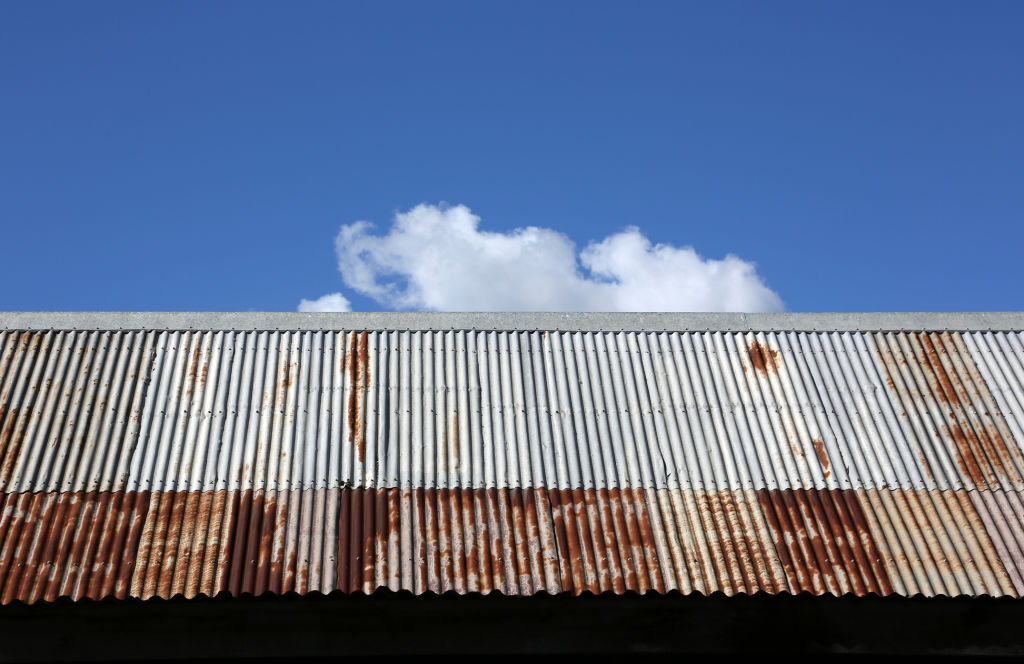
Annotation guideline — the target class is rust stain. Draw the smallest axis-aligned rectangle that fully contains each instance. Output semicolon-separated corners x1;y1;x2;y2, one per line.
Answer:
115;491;153;599
507;488;531;594
450;412;459;461
545;488;572;593
84;491;127;601
279;363;293;391
747;341;779;376
570;487;600;595
227;489;253;596
470;487;492;593
0;407;29;485
445;487;465;594
185;490;215;598
423;487;440;594
253;492;278;596
412;484;429;595
485;487;506;593
876;332;1024;488
386;488;402;590
945;422;987;486
208;490;232;596
924;333;1020;487
630;487;664;593
837;491;893;596
436;487;453;593
373;488;388;590
1;492;47;604
756;489;817;594
919;334;959;406
0;491;162;605
812;439;831;479
462;485;481;592
346;331;370;464
599;487;626;592
519;487;544;593
531;487;564;593
1;486;1001;603
154;491;190;599
718;490;762;595
361;486;376;593
167;491;201;598
336;486;352;592
756;489;892;597
697;489;743;594
269;491;290;594
185;342;202;398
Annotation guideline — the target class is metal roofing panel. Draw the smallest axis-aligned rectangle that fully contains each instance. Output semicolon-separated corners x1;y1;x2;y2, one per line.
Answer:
0;314;1022;603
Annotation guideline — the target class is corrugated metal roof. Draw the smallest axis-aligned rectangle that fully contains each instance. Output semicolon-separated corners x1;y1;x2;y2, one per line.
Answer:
0;313;1022;603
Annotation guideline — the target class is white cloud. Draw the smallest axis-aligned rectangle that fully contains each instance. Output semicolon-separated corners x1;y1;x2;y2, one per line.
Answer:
298;292;352;312
304;203;784;312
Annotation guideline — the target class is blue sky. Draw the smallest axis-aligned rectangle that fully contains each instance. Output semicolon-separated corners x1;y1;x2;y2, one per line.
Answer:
2;1;1022;312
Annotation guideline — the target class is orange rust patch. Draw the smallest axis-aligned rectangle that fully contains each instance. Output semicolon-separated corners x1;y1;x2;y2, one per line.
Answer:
812;439;831;478
0;491;160;604
0;487;916;603
756;489;892;597
747;341;779;375
876;332;1021;487
920;333;1019;487
946;422;987;486
346;331;370;464
874;333;1023;486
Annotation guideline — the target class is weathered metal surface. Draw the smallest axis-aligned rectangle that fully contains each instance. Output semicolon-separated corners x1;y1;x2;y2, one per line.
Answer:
0;323;1022;603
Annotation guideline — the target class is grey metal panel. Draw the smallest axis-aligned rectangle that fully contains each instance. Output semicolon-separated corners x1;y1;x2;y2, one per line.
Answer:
3;328;1022;494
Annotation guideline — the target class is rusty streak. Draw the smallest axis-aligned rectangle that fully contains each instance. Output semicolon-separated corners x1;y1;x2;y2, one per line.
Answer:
747;341;779;376
812;439;831;479
346;331;370;465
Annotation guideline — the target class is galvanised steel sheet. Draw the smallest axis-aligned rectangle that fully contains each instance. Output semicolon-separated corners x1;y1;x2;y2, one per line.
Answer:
0;313;1022;603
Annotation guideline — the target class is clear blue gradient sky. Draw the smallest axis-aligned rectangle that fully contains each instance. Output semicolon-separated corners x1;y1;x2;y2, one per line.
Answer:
2;1;1022;312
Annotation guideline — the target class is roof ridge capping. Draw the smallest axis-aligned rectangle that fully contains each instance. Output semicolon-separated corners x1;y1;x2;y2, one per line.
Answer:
2;311;1023;332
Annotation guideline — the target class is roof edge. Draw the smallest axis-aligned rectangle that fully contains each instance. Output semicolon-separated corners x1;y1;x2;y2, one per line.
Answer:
1;312;1023;332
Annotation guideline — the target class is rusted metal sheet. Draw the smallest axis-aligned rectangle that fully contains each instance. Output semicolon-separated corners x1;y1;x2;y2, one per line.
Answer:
2;485;1017;601
0;322;1023;604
